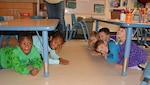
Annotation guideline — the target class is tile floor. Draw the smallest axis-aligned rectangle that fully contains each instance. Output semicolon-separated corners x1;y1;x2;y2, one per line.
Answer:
0;38;148;85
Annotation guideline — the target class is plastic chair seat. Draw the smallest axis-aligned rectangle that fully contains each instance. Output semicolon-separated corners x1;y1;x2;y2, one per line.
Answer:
30;16;43;19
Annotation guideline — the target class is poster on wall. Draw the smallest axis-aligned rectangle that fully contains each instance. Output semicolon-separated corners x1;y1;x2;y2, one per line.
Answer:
94;4;104;13
109;0;120;8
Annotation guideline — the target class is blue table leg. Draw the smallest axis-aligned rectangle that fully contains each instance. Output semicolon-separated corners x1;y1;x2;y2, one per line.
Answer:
122;27;132;76
140;62;150;85
95;20;99;32
42;31;49;77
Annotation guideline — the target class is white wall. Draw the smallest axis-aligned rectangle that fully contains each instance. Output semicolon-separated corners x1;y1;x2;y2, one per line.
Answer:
65;0;137;33
0;0;37;2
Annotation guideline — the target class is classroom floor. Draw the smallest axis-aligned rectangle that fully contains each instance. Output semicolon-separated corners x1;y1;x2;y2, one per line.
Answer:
0;38;149;85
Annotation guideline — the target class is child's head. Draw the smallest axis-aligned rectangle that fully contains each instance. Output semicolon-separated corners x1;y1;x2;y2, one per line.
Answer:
88;32;99;48
49;31;65;50
117;27;126;41
18;32;33;55
98;27;110;42
94;40;108;54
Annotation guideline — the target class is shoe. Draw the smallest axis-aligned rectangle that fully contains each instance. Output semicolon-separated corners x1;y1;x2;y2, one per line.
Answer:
138;63;147;71
129;66;142;70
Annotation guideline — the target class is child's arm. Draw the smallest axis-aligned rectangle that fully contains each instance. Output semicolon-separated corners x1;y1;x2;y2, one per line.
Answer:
49;49;60;60
106;44;119;63
102;52;108;59
11;54;30;75
49;58;60;64
30;57;42;73
48;48;69;65
30;46;43;74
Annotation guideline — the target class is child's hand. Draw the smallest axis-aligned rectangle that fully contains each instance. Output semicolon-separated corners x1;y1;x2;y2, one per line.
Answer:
59;58;69;65
30;68;39;76
90;51;101;56
115;64;123;70
88;47;92;51
102;52;107;59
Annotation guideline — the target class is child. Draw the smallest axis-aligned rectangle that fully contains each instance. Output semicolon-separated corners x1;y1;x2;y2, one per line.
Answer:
98;27;116;44
0;32;42;76
88;32;100;56
115;27;148;70
94;39;120;63
33;31;69;65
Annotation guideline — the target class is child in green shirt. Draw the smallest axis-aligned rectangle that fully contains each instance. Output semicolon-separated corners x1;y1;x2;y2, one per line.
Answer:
0;32;42;76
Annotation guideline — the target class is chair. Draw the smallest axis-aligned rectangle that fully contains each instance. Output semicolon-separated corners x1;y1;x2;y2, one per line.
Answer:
30;15;43;19
0;16;18;47
69;14;90;41
133;27;150;48
64;20;70;41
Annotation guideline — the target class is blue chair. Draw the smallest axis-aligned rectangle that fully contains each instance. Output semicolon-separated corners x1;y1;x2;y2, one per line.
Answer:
133;27;150;48
30;15;43;19
0;16;18;47
64;19;70;41
69;14;89;41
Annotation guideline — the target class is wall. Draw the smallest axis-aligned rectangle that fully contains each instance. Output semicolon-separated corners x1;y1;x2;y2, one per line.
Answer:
0;0;37;2
65;0;137;33
0;0;137;33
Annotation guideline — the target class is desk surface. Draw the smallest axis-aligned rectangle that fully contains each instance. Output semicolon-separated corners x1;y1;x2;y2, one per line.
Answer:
0;19;59;31
93;18;150;28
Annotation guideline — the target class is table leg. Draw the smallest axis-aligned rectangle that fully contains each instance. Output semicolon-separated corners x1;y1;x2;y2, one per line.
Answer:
95;20;99;32
42;31;49;77
122;27;132;76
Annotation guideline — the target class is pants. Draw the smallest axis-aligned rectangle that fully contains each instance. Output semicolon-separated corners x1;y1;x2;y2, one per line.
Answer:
46;1;65;34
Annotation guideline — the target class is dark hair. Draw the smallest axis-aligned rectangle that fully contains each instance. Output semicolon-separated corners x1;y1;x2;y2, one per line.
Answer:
18;32;33;43
50;31;65;53
98;27;110;35
52;31;65;44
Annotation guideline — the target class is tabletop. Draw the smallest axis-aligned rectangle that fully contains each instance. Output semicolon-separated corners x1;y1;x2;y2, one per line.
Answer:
0;19;59;31
93;18;150;28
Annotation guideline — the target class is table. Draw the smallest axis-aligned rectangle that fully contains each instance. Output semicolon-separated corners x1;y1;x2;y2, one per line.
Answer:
94;18;150;76
0;19;59;77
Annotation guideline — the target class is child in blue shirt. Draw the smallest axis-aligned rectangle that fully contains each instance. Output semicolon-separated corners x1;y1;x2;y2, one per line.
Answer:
96;27;119;63
98;27;116;44
94;39;120;63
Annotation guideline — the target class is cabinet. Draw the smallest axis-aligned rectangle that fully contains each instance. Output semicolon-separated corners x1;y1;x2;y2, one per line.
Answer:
0;2;37;19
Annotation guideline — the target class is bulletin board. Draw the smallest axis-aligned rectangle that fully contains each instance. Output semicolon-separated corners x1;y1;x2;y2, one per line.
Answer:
66;0;106;14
